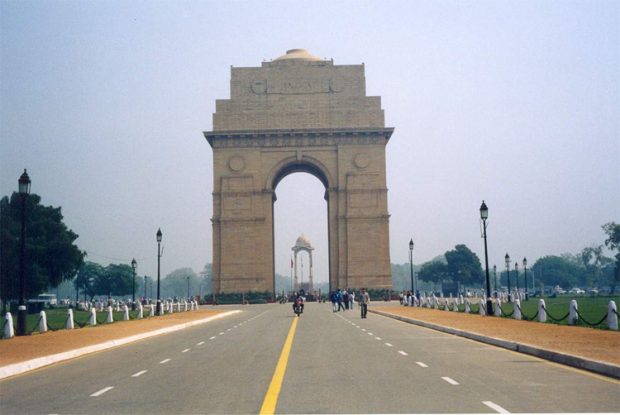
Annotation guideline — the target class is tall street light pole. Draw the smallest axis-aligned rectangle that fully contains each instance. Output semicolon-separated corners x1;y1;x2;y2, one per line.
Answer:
493;264;497;298
523;257;528;301
131;258;137;310
187;275;190;300
480;201;493;315
17;169;31;336
144;275;147;302
156;228;162;316
408;239;414;296
505;253;511;302
515;261;519;299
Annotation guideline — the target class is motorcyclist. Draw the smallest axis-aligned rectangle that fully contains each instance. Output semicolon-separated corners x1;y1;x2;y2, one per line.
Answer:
292;292;305;314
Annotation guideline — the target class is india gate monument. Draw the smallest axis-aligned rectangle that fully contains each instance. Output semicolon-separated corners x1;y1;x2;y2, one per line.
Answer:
204;49;393;294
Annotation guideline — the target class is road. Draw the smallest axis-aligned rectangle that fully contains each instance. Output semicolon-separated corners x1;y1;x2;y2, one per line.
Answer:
1;303;618;414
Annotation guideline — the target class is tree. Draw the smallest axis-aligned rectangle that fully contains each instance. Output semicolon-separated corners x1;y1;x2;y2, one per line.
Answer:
75;261;105;301
0;193;84;307
445;244;484;288
417;261;449;292
161;268;199;299
531;255;581;289
92;264;134;298
602;222;620;293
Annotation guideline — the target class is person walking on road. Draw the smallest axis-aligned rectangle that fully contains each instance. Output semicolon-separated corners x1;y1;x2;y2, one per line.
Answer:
336;289;345;311
359;288;370;318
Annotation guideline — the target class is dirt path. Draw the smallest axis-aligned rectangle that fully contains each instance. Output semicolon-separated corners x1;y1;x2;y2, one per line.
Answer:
0;309;225;366
374;305;620;365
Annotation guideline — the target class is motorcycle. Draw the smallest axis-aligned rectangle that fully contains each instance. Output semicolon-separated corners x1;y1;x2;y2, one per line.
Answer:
293;300;303;316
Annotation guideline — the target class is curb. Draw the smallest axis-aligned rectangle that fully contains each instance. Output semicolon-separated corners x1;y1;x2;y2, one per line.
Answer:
0;310;242;380
370;309;620;380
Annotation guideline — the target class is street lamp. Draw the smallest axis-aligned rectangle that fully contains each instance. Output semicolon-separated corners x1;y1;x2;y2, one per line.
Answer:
523;257;528;301
515;261;519;299
408;239;414;295
131;258;137;310
156;228;162;316
144;275;147;302
505;253;511;302
479;201;493;315
17;169;31;336
187;275;190;300
493;264;497;298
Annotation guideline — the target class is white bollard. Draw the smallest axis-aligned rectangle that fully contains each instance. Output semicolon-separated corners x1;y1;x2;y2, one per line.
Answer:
66;309;75;330
479;299;485;316
465;299;471;313
149;304;155;317
568;299;578;325
494;298;502;317
184;301;188;312
514;299;522;320
3;312;15;338
123;305;129;321
137;302;143;319
607;301;617;330
453;299;459;312
538;299;547;323
115;303;120;312
106;306;114;323
89;308;97;326
39;310;48;333
459;294;464;305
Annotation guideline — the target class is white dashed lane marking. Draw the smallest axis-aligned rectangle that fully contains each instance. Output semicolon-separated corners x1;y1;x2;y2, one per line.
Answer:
442;377;459;385
482;401;510;413
384;343;393;347
160;358;171;364
131;370;147;377
90;386;114;397
398;350;408;356
210;336;216;340
182;348;191;353
375;337;382;340
197;341;205;346
416;362;428;368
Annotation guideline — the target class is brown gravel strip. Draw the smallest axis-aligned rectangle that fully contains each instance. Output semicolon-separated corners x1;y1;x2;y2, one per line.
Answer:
0;309;225;366
374;306;620;365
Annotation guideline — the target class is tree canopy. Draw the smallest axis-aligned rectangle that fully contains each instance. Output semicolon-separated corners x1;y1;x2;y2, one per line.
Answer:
0;193;84;303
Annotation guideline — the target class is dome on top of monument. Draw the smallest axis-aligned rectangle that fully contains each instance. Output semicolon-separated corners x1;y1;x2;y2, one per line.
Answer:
295;234;312;248
274;49;322;61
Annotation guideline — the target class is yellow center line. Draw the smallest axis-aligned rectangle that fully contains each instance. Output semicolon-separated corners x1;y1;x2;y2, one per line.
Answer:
260;316;299;415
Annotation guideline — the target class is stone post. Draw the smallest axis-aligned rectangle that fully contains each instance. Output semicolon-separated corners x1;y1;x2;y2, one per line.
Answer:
3;312;15;338
494;298;502;317
89;308;97;326
38;310;48;333
123;304;129;321
514;299;521;320
149;304;155;317
106;306;114;323
465;299;471;313
137;302;143;319
66;308;75;330
607;300;617;330
568;299;578;325
479;298;485;316
538;299;547;323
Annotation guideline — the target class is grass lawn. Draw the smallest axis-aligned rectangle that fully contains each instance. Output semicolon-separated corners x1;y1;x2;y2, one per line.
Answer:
1;307;144;335
439;296;618;329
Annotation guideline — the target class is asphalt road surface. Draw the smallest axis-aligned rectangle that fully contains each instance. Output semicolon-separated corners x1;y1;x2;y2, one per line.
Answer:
1;303;618;414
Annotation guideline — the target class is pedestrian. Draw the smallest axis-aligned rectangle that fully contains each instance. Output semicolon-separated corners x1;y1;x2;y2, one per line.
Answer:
343;290;349;310
336;289;345;311
330;291;337;312
359;288;370;318
349;290;355;309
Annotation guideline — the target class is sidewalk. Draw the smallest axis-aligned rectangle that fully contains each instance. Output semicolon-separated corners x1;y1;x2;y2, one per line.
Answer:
0;308;239;379
372;304;620;379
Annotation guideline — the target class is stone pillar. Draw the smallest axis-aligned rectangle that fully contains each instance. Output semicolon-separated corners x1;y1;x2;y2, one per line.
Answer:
538;299;547;323
89;308;97;326
106;306;114;323
39;310;48;333
568;299;578;325
514;299;522;320
4;312;14;338
66;309;75;330
608;301;618;330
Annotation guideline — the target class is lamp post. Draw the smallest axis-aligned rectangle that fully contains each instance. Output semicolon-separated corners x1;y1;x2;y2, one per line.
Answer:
515;261;519;299
523;257;528;301
408;239;414;295
16;169;31;336
131;258;137;310
144;275;147;302
479;201;493;315
505;253;511;302
493;264;497;298
187;275;190;300
156;228;162;316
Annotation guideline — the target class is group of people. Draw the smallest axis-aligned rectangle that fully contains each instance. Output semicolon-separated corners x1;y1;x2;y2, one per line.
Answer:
330;288;370;318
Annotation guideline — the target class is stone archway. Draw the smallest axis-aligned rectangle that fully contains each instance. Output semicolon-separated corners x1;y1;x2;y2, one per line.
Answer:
204;49;394;294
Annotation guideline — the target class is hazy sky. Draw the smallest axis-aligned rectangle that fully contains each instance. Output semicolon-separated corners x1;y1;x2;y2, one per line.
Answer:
1;0;618;284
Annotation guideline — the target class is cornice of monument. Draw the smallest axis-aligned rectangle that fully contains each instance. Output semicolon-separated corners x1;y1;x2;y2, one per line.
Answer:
204;127;394;148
